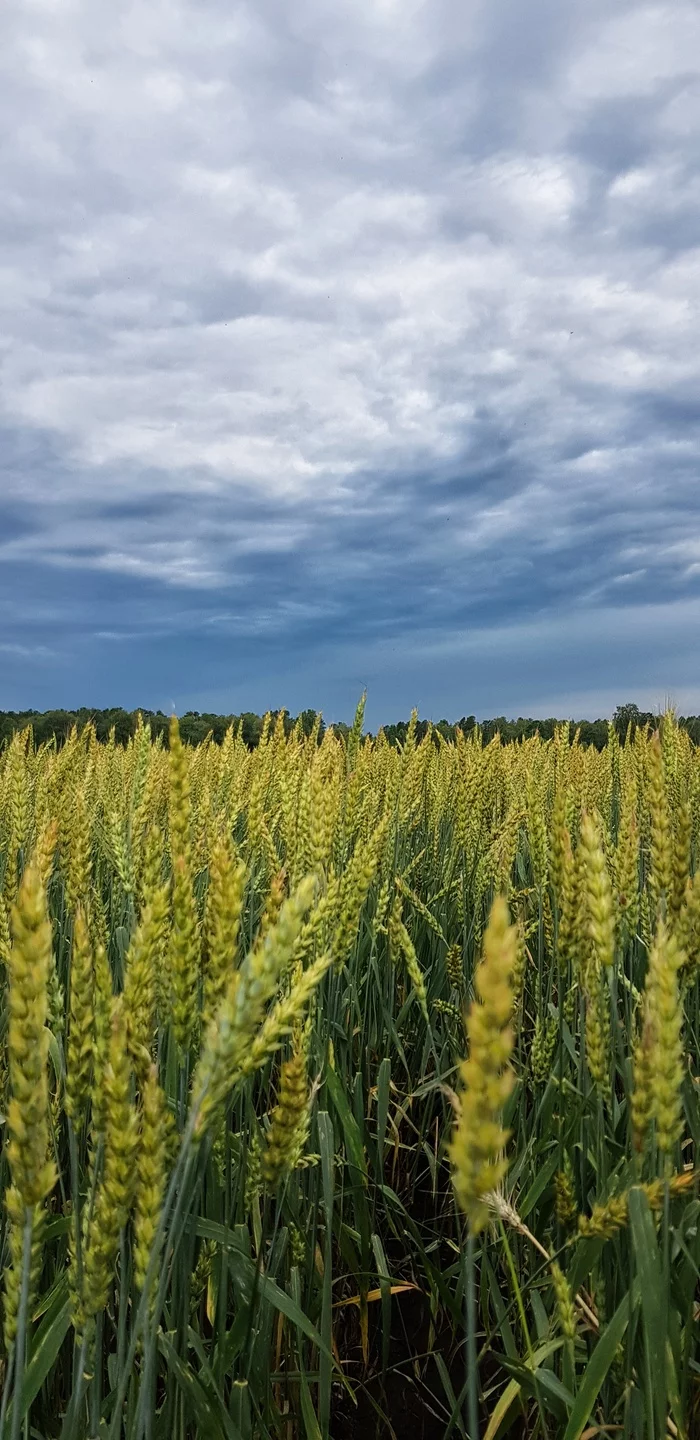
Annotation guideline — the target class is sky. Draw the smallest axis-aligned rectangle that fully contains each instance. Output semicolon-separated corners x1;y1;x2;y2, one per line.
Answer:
1;0;700;727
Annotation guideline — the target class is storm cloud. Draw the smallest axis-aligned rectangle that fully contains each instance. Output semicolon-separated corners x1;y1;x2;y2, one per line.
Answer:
1;0;699;724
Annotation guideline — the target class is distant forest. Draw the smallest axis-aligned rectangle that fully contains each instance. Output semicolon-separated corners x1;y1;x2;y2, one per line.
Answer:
0;702;695;750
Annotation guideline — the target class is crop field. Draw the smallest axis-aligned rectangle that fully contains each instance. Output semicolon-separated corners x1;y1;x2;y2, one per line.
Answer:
1;703;700;1440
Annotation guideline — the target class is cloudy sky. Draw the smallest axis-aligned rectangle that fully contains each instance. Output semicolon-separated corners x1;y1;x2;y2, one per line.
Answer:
2;0;699;725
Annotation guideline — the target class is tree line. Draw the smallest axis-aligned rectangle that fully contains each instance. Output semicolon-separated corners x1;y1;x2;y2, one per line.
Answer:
0;701;695;751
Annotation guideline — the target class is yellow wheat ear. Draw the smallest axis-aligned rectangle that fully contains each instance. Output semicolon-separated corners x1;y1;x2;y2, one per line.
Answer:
579;813;613;1093
632;917;685;1158
3;860;56;1352
167;716;200;1052
133;1066;172;1302
202;833;246;1026
449;894;516;1234
73;997;140;1337
191;874;319;1140
263;1049;311;1190
65;905;95;1128
122;878;170;1081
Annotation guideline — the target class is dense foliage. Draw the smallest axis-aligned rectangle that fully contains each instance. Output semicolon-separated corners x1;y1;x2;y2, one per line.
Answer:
1;703;700;1438
2;701;700;752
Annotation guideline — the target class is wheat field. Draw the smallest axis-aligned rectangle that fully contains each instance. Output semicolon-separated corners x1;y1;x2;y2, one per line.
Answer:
1;702;699;1440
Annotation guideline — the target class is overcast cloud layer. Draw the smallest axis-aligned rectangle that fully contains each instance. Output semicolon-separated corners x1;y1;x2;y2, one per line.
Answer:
2;0;700;724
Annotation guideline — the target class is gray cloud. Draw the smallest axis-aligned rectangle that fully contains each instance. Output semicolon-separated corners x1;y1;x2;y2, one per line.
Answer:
1;0;699;718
